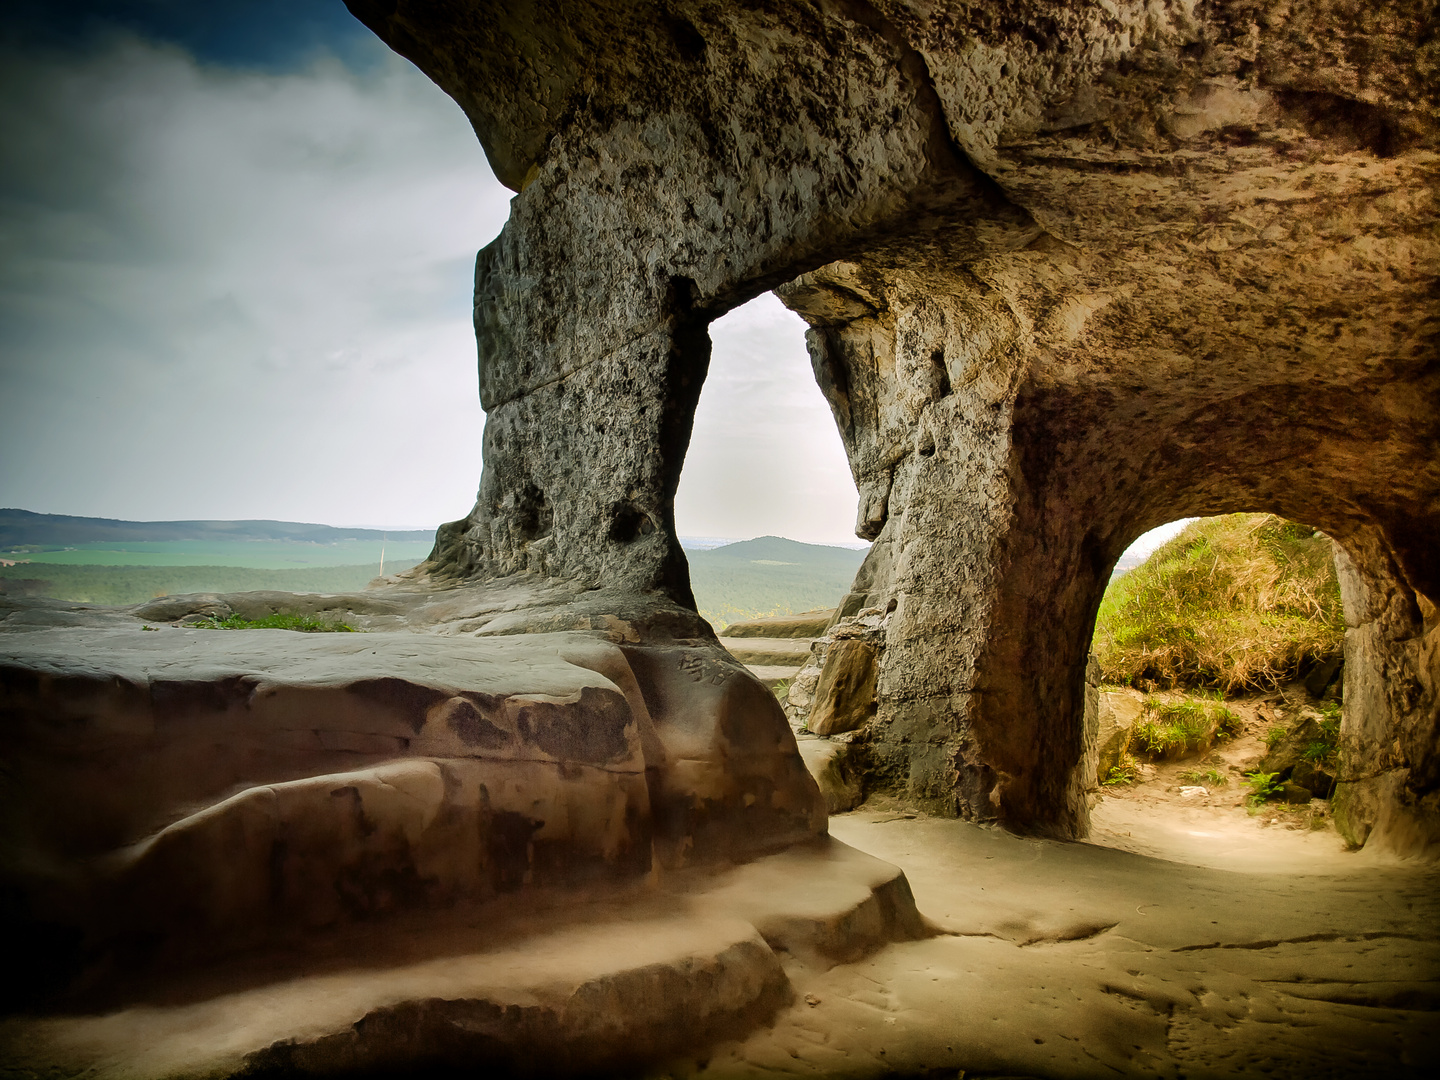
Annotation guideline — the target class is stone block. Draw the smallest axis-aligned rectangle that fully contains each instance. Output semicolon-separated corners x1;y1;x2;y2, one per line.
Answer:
809;639;879;737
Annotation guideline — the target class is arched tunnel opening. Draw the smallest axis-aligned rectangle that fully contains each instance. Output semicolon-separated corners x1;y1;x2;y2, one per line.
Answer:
673;292;866;632
1080;513;1354;866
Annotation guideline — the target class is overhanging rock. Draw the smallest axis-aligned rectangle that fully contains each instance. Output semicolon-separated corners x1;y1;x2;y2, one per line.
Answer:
346;0;1438;849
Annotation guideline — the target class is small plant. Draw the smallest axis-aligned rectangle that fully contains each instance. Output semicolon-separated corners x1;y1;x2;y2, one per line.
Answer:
1129;695;1238;758
1179;767;1227;787
1244;770;1282;807
1102;751;1140;786
190;613;356;633
1212;706;1243;740
1301;710;1341;763
1265;725;1287;750
771;680;790;701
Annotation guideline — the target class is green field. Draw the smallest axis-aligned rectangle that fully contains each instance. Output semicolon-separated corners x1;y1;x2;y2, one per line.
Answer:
686;536;866;629
0;521;867;624
11;539;435;569
0;561;424;605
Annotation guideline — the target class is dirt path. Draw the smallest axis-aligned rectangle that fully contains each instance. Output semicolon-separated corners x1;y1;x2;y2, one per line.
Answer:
656;759;1440;1079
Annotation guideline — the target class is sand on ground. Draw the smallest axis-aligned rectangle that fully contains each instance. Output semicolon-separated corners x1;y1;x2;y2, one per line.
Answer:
652;697;1440;1080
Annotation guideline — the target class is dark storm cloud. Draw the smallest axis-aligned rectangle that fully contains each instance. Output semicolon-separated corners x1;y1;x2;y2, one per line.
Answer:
2;0;379;70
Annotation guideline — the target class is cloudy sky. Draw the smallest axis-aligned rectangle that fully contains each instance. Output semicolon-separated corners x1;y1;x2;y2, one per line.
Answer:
0;0;861;543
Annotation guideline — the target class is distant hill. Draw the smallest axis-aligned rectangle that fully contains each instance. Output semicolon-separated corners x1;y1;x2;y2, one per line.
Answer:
1110;551;1147;580
687;536;867;629
0;515;865;626
0;509;434;547
0;562;423;605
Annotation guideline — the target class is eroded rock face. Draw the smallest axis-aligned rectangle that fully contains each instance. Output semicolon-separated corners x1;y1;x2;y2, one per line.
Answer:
0;586;825;997
347;1;1438;848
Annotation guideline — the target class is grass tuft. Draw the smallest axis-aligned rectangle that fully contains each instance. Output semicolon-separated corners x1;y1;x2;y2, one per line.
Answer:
1102;750;1140;786
1129;694;1241;758
1094;514;1343;692
1179;767;1227;787
190;613;355;633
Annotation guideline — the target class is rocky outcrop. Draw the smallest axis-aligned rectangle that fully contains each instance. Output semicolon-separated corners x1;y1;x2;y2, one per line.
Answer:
724;610;834;640
796;736;867;814
0;815;924;1079
345;0;1437;850
1330;545;1440;856
0;585;830;1004
1091;688;1146;787
717;608;831;691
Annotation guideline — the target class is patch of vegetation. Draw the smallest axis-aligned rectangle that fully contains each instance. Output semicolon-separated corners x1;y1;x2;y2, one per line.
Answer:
16;538;434;570
1132;715;1208;756
1130;695;1241;757
1244;770;1283;807
0;561;420;605
1094;514;1344;692
1180;767;1227;787
1265;724;1288;750
189;613;356;633
771;680;790;702
1302;710;1342;764
1102;751;1140;786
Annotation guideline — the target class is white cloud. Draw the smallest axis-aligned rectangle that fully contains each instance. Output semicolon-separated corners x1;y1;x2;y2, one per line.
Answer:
0;39;508;528
1123;518;1196;561
0;37;860;542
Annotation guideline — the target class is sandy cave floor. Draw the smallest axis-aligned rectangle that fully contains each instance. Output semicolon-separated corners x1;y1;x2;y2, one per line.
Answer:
647;704;1439;1080
1088;690;1350;874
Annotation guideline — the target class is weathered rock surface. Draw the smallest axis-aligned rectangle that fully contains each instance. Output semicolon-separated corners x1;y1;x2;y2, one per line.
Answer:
0;584;828;1008
344;0;1438;851
1330;544;1440;856
711;811;1438;1080
1092;687;1147;786
718;635;814;670
0;831;924;1079
715;609;833;692
808;639;881;737
796;735;866;814
724;609;834;639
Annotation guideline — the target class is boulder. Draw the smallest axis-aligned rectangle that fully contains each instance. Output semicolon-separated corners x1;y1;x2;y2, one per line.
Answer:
724;610;834;639
1259;711;1335;790
1291;759;1337;800
808;639;879;737
1094;689;1146;785
796;736;865;813
0;582;829;998
1280;781;1315;805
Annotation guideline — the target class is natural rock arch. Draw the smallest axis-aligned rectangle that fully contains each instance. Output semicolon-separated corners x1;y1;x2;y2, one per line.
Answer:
347;0;1439;851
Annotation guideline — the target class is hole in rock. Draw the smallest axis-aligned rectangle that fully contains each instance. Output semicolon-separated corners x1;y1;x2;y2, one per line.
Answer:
674;293;867;636
1086;513;1350;869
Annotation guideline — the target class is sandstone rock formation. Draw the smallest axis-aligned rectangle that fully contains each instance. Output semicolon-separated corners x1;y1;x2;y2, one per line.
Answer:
347;0;1439;852
0;586;829;1000
1090;686;1147;787
719;608;832;690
